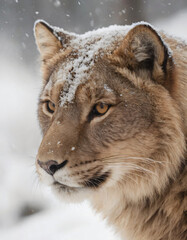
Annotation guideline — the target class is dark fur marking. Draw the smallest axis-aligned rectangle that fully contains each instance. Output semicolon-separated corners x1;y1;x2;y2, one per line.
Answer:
69;159;97;168
68;166;101;177
84;171;110;188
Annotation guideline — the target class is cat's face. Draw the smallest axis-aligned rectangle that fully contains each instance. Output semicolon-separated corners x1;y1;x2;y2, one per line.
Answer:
34;21;185;203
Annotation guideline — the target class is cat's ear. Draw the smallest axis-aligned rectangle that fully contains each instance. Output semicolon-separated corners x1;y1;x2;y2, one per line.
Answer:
34;20;72;61
114;23;173;84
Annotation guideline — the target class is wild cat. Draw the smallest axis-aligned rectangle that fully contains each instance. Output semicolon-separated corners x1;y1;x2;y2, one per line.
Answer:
34;20;187;240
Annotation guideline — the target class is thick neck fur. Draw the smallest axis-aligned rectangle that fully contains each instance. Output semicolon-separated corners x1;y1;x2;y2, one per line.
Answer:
91;163;186;240
91;34;187;240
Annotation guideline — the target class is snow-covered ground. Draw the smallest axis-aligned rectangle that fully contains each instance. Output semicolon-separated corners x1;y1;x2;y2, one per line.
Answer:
1;9;187;240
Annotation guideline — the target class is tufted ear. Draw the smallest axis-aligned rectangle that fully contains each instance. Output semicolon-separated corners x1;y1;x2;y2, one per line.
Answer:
114;23;173;85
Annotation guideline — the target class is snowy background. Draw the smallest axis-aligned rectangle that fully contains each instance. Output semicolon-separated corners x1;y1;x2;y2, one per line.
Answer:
0;1;187;240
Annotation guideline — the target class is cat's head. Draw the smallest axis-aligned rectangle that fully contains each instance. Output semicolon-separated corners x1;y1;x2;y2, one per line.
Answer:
34;20;185;203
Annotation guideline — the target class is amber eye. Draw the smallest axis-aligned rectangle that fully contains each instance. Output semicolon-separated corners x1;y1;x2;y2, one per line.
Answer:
95;103;109;115
46;101;55;114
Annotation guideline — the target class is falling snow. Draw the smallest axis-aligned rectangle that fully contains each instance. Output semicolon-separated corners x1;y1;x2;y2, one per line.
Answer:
54;0;61;7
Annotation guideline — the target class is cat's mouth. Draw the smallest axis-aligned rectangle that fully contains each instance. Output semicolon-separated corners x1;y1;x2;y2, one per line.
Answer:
53;181;83;191
50;171;111;202
52;170;110;191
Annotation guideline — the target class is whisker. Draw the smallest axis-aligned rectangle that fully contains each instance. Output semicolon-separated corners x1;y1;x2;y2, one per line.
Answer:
104;161;158;177
31;174;41;194
100;155;164;165
120;156;164;165
121;174;139;185
96;154;169;167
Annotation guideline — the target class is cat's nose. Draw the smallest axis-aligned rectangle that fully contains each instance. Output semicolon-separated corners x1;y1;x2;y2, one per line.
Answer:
37;159;68;176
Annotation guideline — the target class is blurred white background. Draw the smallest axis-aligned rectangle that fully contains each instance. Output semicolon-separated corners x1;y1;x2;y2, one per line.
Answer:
0;1;187;239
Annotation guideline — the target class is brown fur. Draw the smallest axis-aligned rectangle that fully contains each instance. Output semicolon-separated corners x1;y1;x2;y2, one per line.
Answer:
34;20;187;240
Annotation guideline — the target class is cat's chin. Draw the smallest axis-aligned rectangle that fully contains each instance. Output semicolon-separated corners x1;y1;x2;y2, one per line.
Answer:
51;182;93;203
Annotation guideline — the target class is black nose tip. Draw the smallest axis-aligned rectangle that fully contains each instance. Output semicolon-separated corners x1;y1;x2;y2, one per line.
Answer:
37;159;68;176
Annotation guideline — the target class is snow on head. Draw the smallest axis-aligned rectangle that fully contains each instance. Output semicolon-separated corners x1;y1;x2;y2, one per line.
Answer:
57;25;132;107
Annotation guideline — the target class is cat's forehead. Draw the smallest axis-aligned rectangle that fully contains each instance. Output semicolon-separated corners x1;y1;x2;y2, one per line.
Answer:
43;25;131;106
59;24;132;51
42;63;114;106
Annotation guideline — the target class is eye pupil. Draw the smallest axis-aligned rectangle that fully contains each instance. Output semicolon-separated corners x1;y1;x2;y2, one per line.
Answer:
100;103;104;109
